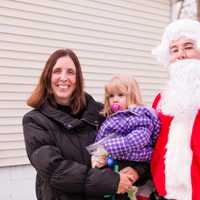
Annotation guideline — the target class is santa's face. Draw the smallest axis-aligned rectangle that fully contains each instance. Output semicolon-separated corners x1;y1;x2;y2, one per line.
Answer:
169;37;200;63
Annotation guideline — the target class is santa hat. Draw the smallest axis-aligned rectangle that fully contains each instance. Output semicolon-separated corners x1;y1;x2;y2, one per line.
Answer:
152;19;200;66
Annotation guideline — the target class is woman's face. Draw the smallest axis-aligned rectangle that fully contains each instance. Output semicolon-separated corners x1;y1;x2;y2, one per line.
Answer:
51;56;76;105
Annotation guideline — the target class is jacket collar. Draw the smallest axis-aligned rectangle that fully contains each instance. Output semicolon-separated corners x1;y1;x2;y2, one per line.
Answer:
81;93;103;127
39;94;103;130
111;106;156;118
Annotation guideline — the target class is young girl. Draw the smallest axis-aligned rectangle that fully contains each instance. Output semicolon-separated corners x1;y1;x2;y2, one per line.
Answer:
91;74;160;200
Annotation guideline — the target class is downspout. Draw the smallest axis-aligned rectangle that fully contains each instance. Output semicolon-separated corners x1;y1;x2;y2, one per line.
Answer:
169;0;176;21
197;0;200;21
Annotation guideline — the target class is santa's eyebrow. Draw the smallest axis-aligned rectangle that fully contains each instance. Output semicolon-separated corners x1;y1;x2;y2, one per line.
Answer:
170;42;195;50
169;45;178;50
183;42;195;46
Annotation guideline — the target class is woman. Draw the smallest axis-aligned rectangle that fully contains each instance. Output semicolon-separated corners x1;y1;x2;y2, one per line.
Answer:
23;49;150;200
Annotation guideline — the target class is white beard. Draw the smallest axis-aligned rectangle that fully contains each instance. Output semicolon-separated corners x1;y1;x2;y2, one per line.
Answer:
160;59;200;117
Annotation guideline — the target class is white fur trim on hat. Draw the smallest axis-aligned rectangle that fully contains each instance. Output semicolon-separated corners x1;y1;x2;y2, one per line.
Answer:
152;19;200;66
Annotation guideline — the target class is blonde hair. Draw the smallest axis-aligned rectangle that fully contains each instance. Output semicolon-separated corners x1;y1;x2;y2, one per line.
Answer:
103;74;143;116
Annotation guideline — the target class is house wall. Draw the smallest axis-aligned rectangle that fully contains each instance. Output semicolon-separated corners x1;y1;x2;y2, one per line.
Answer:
0;165;36;200
0;0;171;199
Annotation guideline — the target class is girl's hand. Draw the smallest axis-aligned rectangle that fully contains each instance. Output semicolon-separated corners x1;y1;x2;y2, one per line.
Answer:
91;154;107;168
90;146;108;168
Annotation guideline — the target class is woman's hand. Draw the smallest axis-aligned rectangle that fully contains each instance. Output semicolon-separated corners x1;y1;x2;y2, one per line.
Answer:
117;167;139;194
120;167;139;184
117;171;133;194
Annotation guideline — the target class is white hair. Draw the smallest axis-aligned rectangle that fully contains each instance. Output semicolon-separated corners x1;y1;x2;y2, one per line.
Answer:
152;19;200;66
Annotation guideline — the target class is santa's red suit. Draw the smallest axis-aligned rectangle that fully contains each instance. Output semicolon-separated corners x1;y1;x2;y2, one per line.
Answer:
151;94;200;200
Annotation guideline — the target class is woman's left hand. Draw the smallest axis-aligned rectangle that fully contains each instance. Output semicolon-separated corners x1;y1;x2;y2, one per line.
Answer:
119;167;139;184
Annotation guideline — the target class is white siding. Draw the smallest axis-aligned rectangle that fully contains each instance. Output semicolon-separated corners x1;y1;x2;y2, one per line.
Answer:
0;0;171;166
0;165;36;200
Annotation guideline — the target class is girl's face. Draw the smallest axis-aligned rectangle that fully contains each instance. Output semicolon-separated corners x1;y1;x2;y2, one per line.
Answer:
51;56;76;105
108;91;128;113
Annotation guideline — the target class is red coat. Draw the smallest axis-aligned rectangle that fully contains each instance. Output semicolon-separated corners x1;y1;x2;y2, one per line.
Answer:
151;94;200;200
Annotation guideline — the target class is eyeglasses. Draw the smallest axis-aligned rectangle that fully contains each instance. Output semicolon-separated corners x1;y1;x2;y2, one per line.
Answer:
170;43;197;56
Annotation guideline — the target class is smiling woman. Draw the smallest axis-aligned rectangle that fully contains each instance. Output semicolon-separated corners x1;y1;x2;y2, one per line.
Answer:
51;56;76;105
22;49;150;200
27;49;86;113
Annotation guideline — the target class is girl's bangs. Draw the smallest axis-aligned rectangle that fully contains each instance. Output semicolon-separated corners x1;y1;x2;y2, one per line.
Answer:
106;78;127;95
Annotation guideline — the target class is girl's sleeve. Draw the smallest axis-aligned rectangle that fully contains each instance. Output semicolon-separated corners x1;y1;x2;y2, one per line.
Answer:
104;109;160;160
23;113;119;196
95;118;110;142
103;120;152;158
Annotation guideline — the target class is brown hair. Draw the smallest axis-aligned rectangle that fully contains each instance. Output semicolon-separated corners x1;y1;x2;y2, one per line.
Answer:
103;74;143;116
27;49;86;113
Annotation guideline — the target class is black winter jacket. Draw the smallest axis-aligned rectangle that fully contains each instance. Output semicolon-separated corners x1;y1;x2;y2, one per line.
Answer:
23;94;149;200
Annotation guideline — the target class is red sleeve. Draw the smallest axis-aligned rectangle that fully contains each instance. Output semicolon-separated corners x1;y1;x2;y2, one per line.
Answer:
152;93;161;109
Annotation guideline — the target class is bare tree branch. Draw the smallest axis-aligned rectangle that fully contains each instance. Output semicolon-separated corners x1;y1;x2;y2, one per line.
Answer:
177;0;184;19
197;0;200;21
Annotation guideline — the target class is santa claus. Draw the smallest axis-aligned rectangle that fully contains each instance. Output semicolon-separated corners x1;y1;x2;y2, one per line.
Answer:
151;19;200;200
